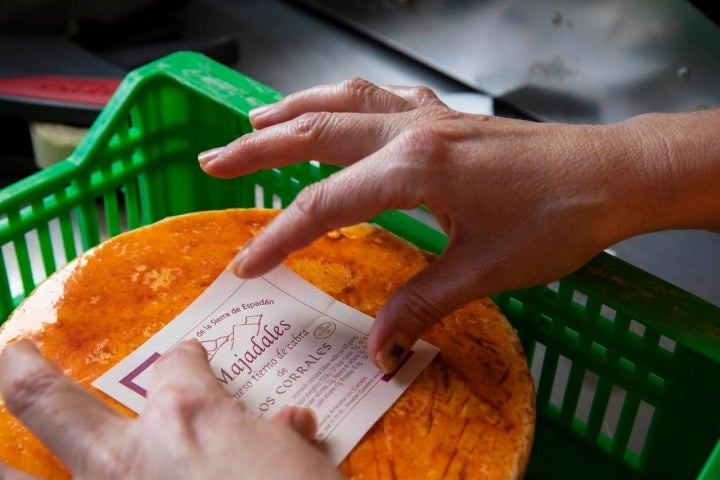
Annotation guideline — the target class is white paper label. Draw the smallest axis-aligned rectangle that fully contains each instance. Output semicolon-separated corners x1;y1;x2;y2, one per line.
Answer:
93;265;438;464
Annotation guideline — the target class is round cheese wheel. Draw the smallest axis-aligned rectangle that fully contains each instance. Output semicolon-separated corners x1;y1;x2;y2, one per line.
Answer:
0;209;535;479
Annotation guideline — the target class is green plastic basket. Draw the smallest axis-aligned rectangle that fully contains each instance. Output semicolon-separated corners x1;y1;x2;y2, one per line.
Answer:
1;52;719;480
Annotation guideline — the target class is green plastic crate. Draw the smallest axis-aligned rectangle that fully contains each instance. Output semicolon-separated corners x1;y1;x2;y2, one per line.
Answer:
1;52;719;479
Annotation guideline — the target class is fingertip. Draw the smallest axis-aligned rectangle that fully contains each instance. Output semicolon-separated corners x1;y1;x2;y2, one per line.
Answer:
0;339;47;381
248;105;273;127
272;406;318;443
153;339;209;378
227;241;253;279
178;338;206;354
198;147;224;168
0;338;35;363
371;331;414;375
0;340;124;471
166;338;205;358
227;228;293;280
367;295;427;375
0;340;51;405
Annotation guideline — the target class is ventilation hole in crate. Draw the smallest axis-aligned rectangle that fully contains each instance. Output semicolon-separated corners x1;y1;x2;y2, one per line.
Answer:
550;354;573;408
529;342;546;386
628;401;655;455
629;319;646;337
4;229;58;296
575;370;600;425
658;335;677;353
547;280;560;292
600;304;617;322
23;230;50;286
120;181;142;230
46;218;73;268
58;211;84;262
571;289;588;310
2;242;22;299
254;184;264;207
602;385;627;438
272;194;283;209
91;202;111;243
309;160;320;167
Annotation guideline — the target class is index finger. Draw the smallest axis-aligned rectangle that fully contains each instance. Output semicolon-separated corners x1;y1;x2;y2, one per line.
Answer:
228;137;425;278
0;340;126;472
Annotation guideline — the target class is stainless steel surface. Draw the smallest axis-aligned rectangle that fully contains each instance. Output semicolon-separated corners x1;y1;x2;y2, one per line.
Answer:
178;0;720;306
610;230;720;307
292;0;720;124
179;0;472;95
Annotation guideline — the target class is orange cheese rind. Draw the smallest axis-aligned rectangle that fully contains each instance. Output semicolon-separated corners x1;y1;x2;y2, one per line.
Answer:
0;208;534;479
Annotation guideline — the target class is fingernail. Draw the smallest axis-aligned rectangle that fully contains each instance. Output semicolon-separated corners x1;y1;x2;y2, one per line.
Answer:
198;147;223;167
228;239;252;278
375;332;413;374
249;105;272;123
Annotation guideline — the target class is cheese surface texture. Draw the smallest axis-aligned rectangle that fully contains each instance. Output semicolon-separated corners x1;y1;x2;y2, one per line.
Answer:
0;208;534;479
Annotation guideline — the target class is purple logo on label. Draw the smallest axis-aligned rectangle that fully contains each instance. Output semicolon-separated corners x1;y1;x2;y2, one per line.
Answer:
119;352;162;397
313;321;336;339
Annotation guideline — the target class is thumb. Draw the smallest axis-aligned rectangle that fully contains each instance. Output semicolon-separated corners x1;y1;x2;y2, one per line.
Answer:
367;244;492;373
271;406;318;443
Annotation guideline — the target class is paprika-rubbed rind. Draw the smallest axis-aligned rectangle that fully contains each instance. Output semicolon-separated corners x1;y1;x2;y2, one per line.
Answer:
0;208;535;479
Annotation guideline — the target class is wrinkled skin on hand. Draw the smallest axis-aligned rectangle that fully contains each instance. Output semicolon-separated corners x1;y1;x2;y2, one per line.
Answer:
199;78;720;373
0;340;343;480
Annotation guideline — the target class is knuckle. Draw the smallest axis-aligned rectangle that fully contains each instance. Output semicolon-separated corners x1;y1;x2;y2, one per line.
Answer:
340;77;387;111
284;180;343;246
401;288;447;332
293;180;330;218
414;104;465;123
409;86;440;105
397;124;448;159
289;111;332;147
340;77;376;99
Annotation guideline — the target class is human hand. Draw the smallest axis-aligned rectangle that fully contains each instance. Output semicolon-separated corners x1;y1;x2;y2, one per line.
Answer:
0;339;342;480
198;78;719;373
